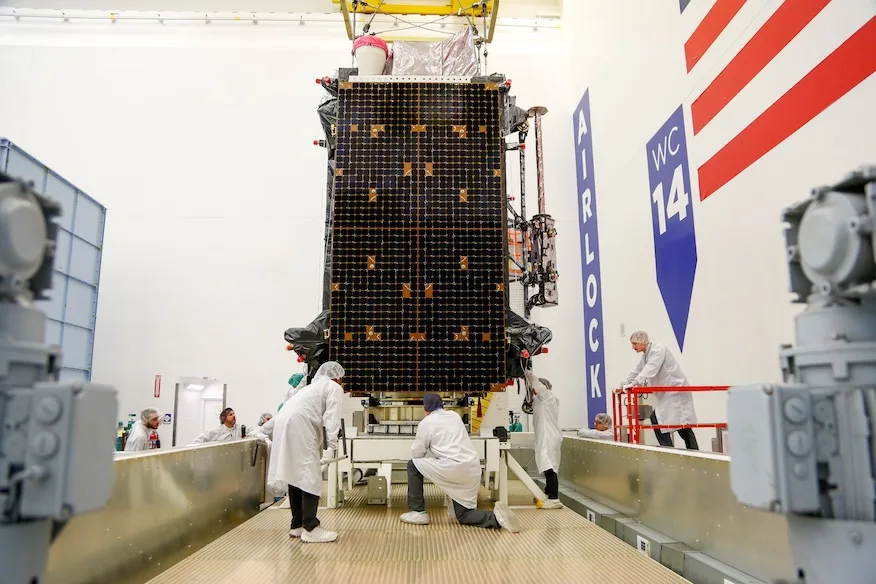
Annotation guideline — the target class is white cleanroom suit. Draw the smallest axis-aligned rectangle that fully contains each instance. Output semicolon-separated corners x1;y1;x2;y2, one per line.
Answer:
124;421;149;451
577;427;614;440
411;409;482;510
285;375;308;401
125;408;161;451
268;366;343;497
621;342;698;435
252;417;275;443
190;424;242;444
527;371;561;474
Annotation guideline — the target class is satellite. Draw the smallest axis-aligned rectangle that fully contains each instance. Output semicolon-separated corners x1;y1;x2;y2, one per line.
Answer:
285;29;557;434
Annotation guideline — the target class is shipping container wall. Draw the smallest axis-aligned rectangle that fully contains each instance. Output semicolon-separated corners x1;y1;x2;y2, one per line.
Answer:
0;138;106;381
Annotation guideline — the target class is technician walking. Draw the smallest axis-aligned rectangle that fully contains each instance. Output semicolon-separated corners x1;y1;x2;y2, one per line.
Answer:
527;372;563;509
616;330;699;450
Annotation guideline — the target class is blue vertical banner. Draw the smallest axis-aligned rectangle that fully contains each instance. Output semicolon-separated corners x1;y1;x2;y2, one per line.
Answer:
573;89;607;426
646;106;698;351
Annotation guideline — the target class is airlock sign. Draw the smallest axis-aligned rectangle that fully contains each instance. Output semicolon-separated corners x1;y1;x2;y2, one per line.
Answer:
573;89;607;425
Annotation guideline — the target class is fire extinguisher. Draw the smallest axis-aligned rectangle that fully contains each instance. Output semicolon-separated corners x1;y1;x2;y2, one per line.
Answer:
148;429;159;450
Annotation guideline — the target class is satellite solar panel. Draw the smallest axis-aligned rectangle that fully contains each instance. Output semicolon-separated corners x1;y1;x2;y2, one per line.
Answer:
330;80;507;395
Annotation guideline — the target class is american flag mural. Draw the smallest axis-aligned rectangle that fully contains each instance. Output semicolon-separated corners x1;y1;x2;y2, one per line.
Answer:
681;0;875;201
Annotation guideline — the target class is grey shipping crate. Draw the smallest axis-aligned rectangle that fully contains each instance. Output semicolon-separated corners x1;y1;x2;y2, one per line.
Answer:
0;138;107;382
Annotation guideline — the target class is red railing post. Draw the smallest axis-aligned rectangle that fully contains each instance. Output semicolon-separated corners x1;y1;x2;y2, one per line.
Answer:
633;390;643;444
612;391;619;442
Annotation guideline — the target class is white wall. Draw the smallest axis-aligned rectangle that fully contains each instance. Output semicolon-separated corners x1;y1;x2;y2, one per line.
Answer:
0;15;582;438
561;0;875;445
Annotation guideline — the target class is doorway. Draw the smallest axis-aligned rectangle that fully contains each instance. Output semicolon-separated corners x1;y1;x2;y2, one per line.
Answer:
172;377;227;446
201;398;224;435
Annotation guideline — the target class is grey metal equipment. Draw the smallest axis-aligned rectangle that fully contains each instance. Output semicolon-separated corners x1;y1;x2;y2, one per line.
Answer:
728;166;876;584
0;172;118;584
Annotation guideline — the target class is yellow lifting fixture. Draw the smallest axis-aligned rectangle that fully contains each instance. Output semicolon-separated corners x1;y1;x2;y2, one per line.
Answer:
334;0;500;42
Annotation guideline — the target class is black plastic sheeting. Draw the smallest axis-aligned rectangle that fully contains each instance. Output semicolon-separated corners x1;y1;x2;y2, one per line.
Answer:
285;309;550;384
284;310;329;382
315;68;360;310
317;97;337;310
506;310;552;378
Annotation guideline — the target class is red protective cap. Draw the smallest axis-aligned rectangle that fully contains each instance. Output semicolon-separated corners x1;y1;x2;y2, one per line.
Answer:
313;140;319;145
521;349;530;358
297;354;305;363
541;347;549;354
507;379;514;386
505;80;512;87
353;35;390;58
520;144;526;150
286;344;294;351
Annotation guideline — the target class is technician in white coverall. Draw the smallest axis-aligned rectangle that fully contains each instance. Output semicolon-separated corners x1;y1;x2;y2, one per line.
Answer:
577;413;614;440
124;408;161;451
616;331;699;450
285;373;307;401
251;413;274;443
268;361;346;544
190;407;242;444
400;393;521;533
252;374;309;444
527;372;562;509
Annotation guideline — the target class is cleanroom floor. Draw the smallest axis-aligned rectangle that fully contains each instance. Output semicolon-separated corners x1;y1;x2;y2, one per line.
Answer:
146;482;690;584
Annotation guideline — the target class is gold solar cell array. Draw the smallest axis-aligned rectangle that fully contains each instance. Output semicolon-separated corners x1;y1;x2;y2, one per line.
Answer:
330;81;508;394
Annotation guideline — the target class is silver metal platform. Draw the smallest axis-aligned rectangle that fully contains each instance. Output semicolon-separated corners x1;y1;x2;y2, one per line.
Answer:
146;483;689;584
42;438;792;583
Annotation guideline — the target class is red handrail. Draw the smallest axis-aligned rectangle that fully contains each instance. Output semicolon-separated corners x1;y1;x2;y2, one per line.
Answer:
611;385;729;444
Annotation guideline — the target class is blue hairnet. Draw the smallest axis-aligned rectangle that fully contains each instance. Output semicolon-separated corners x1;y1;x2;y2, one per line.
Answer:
288;373;304;387
423;393;444;413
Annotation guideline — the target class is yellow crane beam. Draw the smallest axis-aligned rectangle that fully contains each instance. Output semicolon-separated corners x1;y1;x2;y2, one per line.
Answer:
336;0;501;42
333;0;493;17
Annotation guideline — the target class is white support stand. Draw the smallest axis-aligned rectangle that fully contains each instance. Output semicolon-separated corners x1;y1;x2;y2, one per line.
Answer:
325;436;502;509
498;450;509;505
484;435;500;493
378;462;393;507
327;459;339;508
504;449;548;503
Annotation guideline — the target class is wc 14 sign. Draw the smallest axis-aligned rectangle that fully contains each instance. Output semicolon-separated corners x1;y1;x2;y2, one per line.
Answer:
646;106;698;351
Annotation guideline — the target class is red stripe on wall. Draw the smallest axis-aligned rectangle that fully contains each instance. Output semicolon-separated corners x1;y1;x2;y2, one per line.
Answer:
692;0;830;134
697;17;876;201
685;0;747;72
